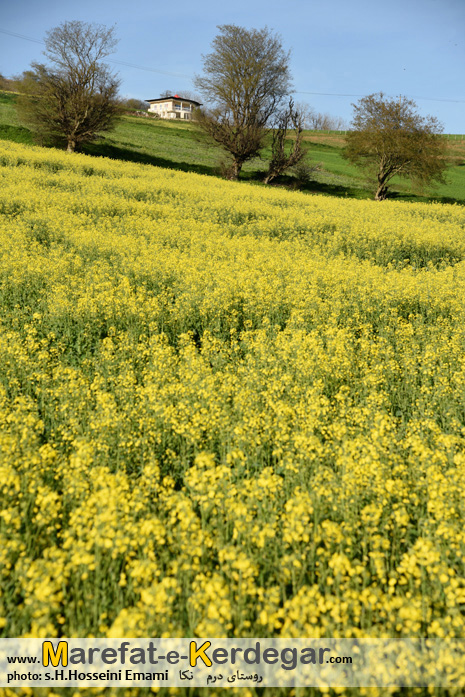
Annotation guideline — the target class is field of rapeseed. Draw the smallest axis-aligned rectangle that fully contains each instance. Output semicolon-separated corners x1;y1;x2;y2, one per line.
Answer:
1;140;465;696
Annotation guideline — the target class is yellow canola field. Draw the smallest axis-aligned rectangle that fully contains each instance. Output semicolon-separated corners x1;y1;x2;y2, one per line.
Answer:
1;141;465;692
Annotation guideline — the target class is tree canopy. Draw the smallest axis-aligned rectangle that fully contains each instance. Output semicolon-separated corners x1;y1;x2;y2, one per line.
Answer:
194;25;292;179
344;92;448;200
17;21;121;152
264;98;305;185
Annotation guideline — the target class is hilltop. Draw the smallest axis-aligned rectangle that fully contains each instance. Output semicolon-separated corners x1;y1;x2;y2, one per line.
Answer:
1;90;464;204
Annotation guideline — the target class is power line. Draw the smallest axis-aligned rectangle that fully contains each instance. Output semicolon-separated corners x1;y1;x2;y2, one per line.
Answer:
0;28;191;79
109;59;190;79
0;28;43;44
295;89;465;104
1;27;464;104
296;90;365;98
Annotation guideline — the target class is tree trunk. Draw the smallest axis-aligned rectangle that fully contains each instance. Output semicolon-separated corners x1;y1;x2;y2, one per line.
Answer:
375;174;389;200
67;139;76;153
227;159;242;181
375;185;389;200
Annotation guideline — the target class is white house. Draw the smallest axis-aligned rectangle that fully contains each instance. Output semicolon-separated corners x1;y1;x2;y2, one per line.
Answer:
146;95;202;121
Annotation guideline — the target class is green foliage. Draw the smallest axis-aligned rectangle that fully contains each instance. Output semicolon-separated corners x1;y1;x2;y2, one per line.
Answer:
344;93;448;200
15;21;121;152
195;25;292;179
0;73;14;91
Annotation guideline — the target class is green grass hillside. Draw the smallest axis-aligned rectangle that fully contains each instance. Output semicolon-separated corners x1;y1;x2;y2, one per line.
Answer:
1;90;464;204
0;91;35;145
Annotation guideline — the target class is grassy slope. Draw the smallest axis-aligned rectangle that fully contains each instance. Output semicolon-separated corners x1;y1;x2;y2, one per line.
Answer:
0;91;34;144
1;90;464;203
301;132;465;204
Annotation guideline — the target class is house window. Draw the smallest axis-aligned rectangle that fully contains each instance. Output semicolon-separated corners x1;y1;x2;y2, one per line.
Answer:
174;104;181;110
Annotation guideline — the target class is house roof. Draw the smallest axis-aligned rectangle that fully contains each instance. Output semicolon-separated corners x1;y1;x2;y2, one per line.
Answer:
146;95;202;106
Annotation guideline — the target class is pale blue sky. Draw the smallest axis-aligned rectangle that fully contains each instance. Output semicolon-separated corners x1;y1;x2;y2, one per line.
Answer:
1;0;464;131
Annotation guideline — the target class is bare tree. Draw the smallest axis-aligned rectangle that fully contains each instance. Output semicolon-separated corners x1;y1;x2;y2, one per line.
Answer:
343;92;448;200
121;97;149;112
16;21;120;152
264;98;305;184
304;108;346;131
194;25;292;180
